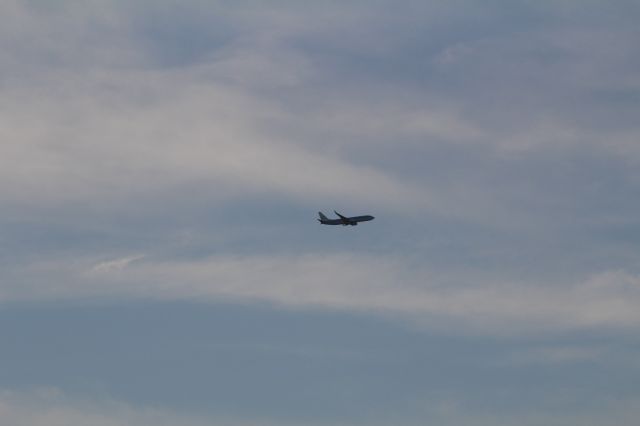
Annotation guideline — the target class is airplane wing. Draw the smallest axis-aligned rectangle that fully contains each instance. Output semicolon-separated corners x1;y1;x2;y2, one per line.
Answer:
334;211;353;225
334;211;348;220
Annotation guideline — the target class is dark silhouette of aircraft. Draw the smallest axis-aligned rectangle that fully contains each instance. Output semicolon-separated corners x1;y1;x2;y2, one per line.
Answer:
318;211;375;226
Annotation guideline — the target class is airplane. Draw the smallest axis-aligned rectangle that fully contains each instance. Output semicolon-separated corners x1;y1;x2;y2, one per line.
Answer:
318;211;375;226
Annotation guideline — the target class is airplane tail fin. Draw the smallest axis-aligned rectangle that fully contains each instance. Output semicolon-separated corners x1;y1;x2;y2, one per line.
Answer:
318;212;329;221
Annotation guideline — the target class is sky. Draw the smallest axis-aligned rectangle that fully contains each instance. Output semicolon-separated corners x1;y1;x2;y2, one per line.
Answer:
1;0;640;424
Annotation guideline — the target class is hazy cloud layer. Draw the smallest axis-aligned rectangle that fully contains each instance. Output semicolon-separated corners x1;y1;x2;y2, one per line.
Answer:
2;386;640;426
2;0;640;330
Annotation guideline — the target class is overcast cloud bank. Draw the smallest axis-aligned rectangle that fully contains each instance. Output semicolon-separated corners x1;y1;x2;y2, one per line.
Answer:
2;1;640;424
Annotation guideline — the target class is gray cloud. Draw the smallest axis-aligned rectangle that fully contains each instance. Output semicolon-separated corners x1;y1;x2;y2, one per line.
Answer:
3;0;639;227
1;0;640;352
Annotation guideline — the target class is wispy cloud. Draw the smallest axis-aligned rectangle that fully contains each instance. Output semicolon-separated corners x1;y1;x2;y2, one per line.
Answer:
506;345;606;365
0;54;429;214
3;253;640;335
0;388;215;426
91;255;145;273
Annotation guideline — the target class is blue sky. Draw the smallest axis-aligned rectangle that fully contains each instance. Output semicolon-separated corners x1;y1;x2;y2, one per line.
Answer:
2;0;640;424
